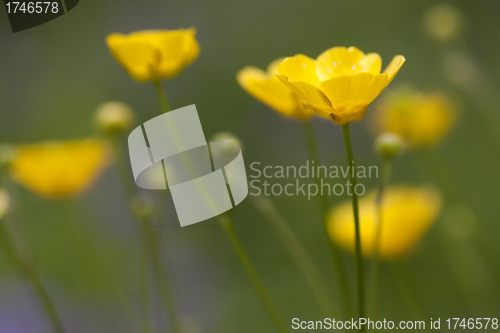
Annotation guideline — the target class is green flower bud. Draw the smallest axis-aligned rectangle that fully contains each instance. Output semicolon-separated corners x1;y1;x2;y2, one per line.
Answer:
210;132;242;148
95;101;134;134
375;133;405;159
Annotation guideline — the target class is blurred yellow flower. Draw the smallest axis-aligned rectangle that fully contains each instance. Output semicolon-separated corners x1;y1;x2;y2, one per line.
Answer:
10;139;111;199
276;47;405;124
237;58;314;119
328;186;441;260
374;88;456;146
106;28;200;82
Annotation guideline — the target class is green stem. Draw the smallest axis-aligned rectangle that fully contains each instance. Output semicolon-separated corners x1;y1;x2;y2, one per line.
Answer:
341;123;365;331
0;219;65;333
110;135;181;333
368;158;392;318
249;194;338;317
154;80;171;114
142;219;182;333
219;213;288;333
303;119;352;319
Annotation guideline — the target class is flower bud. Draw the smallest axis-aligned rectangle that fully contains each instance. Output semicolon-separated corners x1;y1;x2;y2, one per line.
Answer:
95;101;134;134
210;132;243;154
375;133;405;159
424;4;464;43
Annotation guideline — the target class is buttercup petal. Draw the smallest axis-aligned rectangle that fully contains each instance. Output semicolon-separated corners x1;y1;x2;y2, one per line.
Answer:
153;29;200;78
106;34;161;81
383;55;406;85
359;53;382;75
328;186;441;259
106;29;199;81
319;73;389;124
10;139;111;199
276;55;320;85
266;57;285;75
316;46;365;80
276;75;333;118
237;67;300;117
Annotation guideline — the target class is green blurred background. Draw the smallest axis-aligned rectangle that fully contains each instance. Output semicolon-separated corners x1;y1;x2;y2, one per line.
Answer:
1;0;500;332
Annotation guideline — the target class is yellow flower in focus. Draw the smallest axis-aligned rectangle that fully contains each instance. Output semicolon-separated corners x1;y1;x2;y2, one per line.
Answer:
10;139;111;199
374;88;456;146
328;186;442;260
276;47;405;124
106;28;200;82
237;59;314;119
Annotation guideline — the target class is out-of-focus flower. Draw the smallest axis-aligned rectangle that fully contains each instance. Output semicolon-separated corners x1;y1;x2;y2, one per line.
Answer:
276;47;405;124
374;87;457;146
10;139;111;199
328;186;442;260
210;131;243;150
106;28;200;82
424;4;464;43
237;58;314;119
95;101;134;134
0;190;10;219
375;133;405;159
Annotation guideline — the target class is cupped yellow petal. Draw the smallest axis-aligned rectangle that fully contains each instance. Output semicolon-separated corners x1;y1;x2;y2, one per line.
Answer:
383;55;406;85
276;76;333;118
276;55;320;85
10;139;111;199
106;34;161;81
359;53;382;75
106;28;199;81
316;46;372;80
151;29;200;78
328;186;442;260
319;73;389;124
237;66;304;117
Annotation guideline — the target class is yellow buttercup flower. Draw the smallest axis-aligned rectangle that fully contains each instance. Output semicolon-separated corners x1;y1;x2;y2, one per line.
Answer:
374;88;456;146
237;58;314;119
276;47;405;124
328;186;442;260
10;139;111;199
106;28;200;82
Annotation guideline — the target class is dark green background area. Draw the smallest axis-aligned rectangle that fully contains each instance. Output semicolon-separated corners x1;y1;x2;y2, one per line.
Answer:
0;0;500;332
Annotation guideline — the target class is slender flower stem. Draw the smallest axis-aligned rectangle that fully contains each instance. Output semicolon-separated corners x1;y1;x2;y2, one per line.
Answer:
110;136;181;333
0;218;65;333
218;213;288;333
341;123;365;330
0;174;65;333
249;194;338;317
368;158;392;318
303;119;352;318
154;80;171;114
